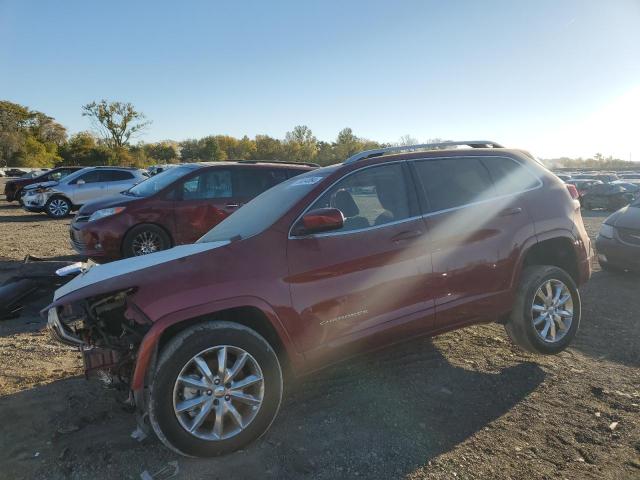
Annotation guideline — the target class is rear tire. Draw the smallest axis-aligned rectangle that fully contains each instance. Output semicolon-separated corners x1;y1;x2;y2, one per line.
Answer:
122;224;171;257
45;196;72;218
148;321;283;457
505;266;580;355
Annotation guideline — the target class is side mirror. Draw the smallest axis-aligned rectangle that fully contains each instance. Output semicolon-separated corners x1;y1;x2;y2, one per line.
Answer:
76;179;85;185
292;208;344;236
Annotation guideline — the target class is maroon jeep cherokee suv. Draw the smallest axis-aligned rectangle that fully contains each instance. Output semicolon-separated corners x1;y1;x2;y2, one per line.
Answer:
70;161;316;261
46;141;592;457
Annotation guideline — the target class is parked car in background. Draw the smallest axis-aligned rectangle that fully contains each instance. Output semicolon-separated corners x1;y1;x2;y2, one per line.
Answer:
581;183;637;211
22;167;147;218
3;166;83;202
70;161;317;261
611;181;640;193
596;198;640;272
47;141;591;457
4;168;28;177
566;179;603;200
555;173;572;182
619;173;640;181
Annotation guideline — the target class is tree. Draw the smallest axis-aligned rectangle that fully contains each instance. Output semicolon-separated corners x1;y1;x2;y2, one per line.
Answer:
59;132;110;166
254;135;283;160
82;100;150;149
397;134;419;146
0;100;66;167
284;125;318;162
145;141;179;164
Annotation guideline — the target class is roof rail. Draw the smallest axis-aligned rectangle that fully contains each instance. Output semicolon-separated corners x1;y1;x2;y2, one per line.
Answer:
237;160;320;168
343;140;504;164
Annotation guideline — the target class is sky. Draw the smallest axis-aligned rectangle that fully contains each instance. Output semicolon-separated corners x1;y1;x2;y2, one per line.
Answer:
1;0;639;160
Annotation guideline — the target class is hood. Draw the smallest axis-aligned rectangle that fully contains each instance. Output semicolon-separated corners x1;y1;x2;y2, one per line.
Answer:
78;193;141;214
23;180;59;191
606;205;640;229
53;241;230;301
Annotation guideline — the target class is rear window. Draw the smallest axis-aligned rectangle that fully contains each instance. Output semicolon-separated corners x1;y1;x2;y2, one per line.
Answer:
413;157;495;212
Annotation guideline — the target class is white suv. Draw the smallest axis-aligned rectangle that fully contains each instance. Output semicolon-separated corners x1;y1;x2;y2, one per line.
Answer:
22;166;147;218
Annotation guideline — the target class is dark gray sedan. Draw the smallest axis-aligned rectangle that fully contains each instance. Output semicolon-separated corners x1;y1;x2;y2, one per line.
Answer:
596;200;640;272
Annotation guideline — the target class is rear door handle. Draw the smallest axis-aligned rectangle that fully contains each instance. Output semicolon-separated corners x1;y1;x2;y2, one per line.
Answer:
225;203;240;208
391;230;424;242
499;207;522;217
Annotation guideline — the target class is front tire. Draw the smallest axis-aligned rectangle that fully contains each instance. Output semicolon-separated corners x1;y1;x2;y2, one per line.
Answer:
122;224;171;257
505;266;581;355
45;196;72;218
149;321;283;457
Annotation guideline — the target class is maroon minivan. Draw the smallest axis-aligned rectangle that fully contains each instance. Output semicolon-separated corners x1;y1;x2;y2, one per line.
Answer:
48;141;591;457
70;161;316;261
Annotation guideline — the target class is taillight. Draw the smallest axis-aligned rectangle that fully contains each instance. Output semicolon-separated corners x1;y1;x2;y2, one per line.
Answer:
566;184;580;200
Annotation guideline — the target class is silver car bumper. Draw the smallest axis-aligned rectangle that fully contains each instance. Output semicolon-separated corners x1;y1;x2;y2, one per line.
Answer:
47;307;85;347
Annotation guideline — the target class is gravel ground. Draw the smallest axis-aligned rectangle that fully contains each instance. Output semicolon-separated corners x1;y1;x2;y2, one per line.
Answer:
0;180;638;480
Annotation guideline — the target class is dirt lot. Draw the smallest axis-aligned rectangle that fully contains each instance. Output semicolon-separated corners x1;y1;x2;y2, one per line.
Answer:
0;181;638;480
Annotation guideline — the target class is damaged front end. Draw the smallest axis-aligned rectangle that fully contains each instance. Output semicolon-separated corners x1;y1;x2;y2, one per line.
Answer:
46;289;151;395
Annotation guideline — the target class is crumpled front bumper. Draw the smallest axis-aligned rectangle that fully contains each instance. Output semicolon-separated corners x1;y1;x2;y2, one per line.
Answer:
46;307;85;346
22;191;51;211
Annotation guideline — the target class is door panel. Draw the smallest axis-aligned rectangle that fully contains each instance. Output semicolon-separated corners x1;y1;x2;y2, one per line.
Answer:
286;163;434;353
69;171;105;204
412;156;537;328
173;169;241;244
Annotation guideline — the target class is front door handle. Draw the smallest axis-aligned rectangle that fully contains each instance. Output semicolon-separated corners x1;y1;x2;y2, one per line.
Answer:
499;207;522;217
225;203;240;208
391;230;423;243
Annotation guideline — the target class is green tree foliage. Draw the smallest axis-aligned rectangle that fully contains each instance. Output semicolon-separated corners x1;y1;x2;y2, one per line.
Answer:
144;141;179;164
82;100;150;149
59;132;110;166
178;137;225;162
254;135;283;160
0;100;67;167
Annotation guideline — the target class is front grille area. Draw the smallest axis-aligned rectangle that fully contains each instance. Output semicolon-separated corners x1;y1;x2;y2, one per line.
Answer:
617;227;640;246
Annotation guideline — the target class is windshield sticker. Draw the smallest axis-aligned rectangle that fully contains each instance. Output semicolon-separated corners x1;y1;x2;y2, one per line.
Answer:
290;176;324;186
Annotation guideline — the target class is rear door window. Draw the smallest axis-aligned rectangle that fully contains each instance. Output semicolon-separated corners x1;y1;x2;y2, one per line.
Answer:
413;157;495;212
101;170;135;181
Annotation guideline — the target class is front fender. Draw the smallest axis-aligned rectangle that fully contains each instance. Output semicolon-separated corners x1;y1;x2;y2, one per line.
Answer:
130;295;303;391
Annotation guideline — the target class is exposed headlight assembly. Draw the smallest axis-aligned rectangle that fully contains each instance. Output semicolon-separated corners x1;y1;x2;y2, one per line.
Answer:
88;207;126;222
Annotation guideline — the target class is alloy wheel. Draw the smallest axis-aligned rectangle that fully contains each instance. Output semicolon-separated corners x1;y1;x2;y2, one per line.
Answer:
48;199;69;217
172;345;265;441
131;231;162;255
531;279;573;343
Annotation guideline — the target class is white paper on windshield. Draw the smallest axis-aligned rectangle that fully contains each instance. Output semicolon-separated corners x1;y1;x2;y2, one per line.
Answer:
290;176;324;186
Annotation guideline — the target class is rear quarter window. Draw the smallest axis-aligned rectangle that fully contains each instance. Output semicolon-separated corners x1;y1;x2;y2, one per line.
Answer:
480;157;540;195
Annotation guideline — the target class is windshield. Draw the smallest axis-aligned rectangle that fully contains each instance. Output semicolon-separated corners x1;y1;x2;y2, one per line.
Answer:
128;165;194;197
198;166;336;243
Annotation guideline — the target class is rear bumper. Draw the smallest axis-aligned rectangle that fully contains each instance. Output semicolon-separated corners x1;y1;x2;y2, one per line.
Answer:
596;235;640;272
